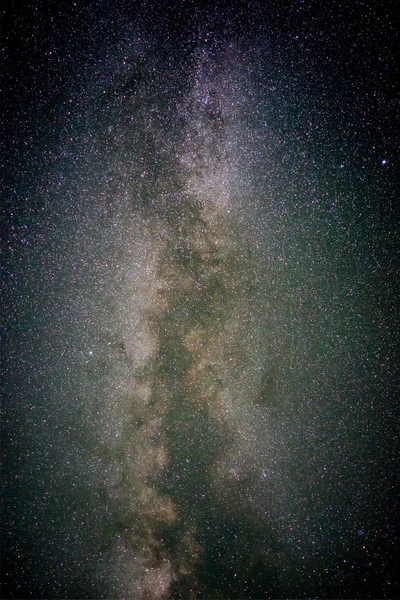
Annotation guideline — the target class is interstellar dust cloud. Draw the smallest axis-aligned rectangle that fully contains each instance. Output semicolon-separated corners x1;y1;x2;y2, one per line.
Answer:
89;44;289;598
27;38;329;599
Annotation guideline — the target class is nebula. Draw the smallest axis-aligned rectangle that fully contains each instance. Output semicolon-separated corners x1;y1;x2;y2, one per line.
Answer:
85;44;288;598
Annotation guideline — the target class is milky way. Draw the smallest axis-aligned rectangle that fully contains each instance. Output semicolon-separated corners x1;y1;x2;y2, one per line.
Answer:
2;3;399;599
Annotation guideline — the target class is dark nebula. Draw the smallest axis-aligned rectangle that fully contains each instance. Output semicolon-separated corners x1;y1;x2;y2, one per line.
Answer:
2;1;399;598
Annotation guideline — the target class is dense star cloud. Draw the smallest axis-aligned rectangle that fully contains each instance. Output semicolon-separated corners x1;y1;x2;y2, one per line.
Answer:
1;1;399;599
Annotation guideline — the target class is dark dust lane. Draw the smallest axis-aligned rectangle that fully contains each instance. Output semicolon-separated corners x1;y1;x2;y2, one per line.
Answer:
91;43;291;598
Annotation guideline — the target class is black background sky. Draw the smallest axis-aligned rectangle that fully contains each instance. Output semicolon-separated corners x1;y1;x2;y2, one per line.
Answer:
1;1;399;599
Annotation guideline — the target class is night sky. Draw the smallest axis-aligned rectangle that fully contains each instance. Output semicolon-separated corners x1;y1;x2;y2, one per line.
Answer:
1;1;399;598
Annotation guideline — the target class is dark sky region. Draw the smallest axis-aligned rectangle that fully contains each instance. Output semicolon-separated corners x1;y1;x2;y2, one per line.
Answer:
1;1;399;598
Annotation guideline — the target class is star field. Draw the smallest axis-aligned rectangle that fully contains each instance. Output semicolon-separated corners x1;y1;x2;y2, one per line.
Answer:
1;1;399;598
